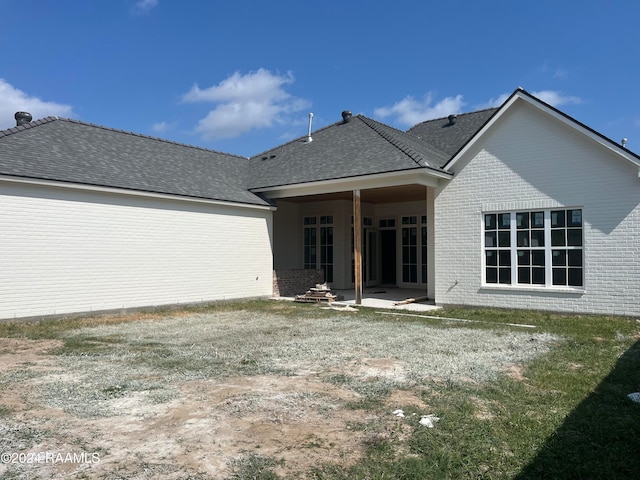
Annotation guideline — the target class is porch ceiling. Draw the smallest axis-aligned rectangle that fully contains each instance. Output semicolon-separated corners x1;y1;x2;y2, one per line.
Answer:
280;184;427;204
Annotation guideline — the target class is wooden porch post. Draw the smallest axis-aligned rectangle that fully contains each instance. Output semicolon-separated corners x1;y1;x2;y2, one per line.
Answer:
353;189;363;304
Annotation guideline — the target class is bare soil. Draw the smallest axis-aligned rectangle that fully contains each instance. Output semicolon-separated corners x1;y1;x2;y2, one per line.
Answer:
0;310;556;479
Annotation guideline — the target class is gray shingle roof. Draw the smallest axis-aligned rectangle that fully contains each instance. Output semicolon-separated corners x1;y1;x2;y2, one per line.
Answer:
0;117;270;206
407;108;498;157
248;114;450;189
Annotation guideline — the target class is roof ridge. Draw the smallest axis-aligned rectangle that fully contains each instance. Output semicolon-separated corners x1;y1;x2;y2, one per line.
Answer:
358;115;428;168
250;120;341;159
409;107;500;129
0;116;60;139
0;116;248;160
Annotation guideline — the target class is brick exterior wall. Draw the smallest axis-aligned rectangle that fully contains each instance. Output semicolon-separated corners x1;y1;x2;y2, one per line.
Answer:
434;101;640;316
0;181;274;320
273;269;325;297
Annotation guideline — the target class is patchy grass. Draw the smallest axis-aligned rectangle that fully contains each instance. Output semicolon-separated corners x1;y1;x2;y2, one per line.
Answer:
0;300;638;479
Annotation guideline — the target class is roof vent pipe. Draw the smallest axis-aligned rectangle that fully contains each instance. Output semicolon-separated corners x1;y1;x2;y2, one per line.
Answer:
622;138;628;148
342;110;352;123
448;114;457;125
15;111;32;126
305;113;314;143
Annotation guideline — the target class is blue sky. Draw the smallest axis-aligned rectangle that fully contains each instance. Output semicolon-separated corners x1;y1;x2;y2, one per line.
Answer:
1;0;639;157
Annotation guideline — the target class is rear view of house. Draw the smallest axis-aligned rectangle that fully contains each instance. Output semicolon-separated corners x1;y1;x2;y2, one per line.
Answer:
0;88;638;319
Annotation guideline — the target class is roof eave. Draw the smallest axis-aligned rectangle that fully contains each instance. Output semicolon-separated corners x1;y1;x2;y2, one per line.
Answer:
249;167;452;199
0;175;276;211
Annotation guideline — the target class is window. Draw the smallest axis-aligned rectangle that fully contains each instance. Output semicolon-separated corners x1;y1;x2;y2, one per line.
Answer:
421;217;428;284
304;216;333;282
484;208;583;288
402;216;418;283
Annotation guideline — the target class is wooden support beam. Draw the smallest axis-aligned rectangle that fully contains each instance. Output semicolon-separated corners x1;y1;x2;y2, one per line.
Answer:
353;189;362;304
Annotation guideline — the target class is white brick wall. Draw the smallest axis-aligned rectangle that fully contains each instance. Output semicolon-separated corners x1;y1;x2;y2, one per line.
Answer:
435;101;640;316
0;181;274;319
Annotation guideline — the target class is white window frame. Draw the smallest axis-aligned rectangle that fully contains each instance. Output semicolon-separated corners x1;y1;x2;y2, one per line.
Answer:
303;215;334;283
482;208;584;291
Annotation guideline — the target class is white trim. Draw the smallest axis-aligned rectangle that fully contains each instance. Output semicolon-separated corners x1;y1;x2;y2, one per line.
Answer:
0;175;276;211
250;168;451;199
482;199;565;212
479;285;585;295
446;90;640;173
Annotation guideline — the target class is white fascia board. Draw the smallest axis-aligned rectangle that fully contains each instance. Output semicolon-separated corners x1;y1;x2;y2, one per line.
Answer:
0;175;277;211
446;90;640;174
250;168;451;199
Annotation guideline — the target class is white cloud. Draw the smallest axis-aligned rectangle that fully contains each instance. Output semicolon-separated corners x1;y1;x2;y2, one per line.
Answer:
182;69;310;140
374;93;466;126
0;78;74;129
151;121;171;133
476;90;582;110
531;90;582;106
132;0;158;15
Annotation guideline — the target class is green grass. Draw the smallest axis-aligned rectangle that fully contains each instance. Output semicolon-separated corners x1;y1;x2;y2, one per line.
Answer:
309;308;640;480
1;301;638;479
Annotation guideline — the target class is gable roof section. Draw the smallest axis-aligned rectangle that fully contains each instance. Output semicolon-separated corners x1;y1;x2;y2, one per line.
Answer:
445;88;640;173
0;117;271;207
407;108;499;157
248;114;450;190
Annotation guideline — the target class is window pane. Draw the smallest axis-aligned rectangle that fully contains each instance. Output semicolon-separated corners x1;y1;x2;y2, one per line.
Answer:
518;267;531;284
568;268;583;287
553;268;567;285
403;265;410;282
531;230;545;247
498;213;511;229
552;250;566;266
568;250;582;267
532;250;545;266
567;229;582;246
517;231;529;247
485;231;496;247
517;250;530;265
485;214;496;230
532;267;545;284
516;212;529;229
499;268;511;284
551;229;565;246
551;210;565;228
498;231;510;247
486;267;497;283
567;209;582;227
498;250;511;266
486;250;497;266
531;212;544;228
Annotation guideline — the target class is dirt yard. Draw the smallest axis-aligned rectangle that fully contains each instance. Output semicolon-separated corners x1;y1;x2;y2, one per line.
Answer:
0;306;557;479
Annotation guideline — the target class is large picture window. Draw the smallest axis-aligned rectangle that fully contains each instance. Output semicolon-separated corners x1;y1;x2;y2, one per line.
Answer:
484;208;583;288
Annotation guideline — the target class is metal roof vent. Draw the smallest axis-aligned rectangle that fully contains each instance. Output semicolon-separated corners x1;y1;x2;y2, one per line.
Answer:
342;110;352;123
305;112;314;143
447;114;457;125
622;138;628;148
15;111;32;126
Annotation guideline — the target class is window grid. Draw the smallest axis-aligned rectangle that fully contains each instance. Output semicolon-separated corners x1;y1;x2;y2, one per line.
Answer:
402;216;418;283
484;209;583;288
304;216;334;282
